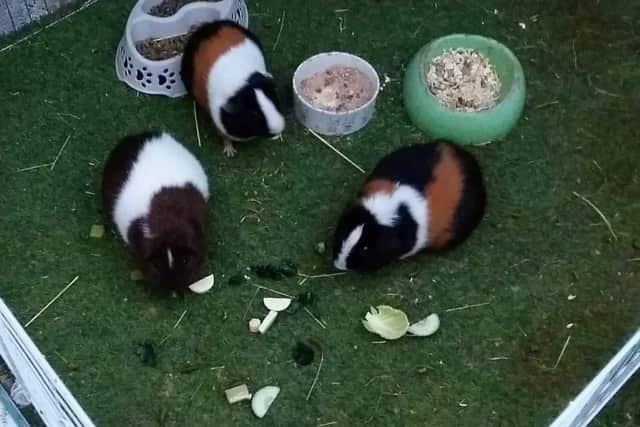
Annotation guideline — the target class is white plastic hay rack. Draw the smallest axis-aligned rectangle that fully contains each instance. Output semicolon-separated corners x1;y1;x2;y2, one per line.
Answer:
115;0;248;97
549;327;640;427
0;297;94;426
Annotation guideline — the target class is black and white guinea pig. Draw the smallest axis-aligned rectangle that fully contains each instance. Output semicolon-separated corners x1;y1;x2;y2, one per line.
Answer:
101;131;210;291
181;20;285;157
333;141;486;272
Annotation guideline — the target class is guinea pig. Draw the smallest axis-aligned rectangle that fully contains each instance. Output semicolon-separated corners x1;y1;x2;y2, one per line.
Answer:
333;141;486;272
181;20;285;157
101;131;210;291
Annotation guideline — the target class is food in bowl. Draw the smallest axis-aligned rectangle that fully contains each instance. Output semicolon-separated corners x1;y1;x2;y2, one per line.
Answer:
299;65;375;112
135;25;199;60
426;48;501;112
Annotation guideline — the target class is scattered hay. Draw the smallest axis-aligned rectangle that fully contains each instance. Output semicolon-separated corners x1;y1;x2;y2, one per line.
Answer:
136;26;198;60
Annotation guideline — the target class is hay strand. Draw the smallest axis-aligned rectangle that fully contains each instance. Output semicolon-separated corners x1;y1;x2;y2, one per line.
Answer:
572;191;618;240
444;301;491;313
25;276;80;327
307;128;365;174
272;10;286;51
17;162;54;172
553;335;572;369
173;310;187;329
298;272;346;280
306;351;325;400
193;101;202;147
50;134;72;171
303;307;327;329
250;284;294;299
243;287;261;320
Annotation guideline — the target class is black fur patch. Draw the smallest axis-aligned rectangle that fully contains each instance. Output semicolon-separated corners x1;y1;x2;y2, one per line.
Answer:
333;203;372;259
365;143;441;194
248;72;282;111
220;72;282;140
281;80;295;115
333;203;417;272
181;20;263;97
101;131;160;220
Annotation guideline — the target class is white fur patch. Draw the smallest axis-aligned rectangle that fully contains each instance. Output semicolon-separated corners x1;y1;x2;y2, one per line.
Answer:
334;224;364;271
255;89;285;134
362;184;429;258
113;133;209;244
167;248;174;269
207;38;269;138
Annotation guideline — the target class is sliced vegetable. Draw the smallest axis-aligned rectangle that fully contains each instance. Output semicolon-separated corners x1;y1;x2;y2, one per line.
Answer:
407;313;440;337
263;297;292;312
251;385;280;418
258;311;279;334
362;305;409;340
225;384;252;404
188;274;214;294
249;318;261;333
89;224;104;239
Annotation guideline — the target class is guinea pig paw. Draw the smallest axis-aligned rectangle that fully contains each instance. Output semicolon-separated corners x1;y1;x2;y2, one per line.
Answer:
223;140;237;158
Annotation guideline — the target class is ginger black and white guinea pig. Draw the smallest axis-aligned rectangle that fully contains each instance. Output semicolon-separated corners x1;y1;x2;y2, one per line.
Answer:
181;20;285;157
101;131;210;291
333;141;486;272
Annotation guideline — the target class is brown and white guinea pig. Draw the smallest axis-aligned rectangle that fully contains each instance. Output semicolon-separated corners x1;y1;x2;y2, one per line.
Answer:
181;20;285;157
101;131;210;291
333;141;486;272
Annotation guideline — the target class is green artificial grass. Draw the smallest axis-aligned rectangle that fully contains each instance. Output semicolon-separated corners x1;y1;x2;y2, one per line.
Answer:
1;0;639;426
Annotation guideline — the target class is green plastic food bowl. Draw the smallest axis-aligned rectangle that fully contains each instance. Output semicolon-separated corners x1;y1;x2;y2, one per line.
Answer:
403;34;526;145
